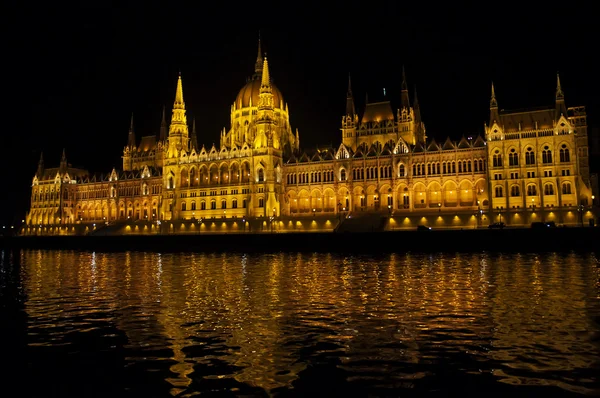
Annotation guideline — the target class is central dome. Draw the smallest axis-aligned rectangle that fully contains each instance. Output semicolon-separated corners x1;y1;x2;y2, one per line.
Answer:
235;76;284;109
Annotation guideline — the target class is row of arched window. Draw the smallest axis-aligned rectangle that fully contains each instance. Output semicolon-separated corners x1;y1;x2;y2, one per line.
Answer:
286;170;335;184
495;182;572;197
412;159;486;176
180;198;249;211
495;145;571;168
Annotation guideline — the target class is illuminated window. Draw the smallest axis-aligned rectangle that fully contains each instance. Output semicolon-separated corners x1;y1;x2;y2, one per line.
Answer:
493;150;503;167
258;197;264;207
509;148;519;166
495;186;503;197
562;182;572;195
510;185;520;197
544;183;554;195
542;146;552;164
525;147;535;165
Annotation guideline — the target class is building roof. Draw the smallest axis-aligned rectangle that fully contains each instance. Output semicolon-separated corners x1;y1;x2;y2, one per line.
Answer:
499;108;555;133
361;101;394;123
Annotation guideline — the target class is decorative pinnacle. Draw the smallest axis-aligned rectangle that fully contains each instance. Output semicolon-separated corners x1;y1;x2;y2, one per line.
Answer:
401;65;408;90
347;72;353;97
490;82;498;107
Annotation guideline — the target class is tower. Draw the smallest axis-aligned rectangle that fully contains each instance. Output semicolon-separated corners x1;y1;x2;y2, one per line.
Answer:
122;114;135;171
341;73;358;149
167;73;189;157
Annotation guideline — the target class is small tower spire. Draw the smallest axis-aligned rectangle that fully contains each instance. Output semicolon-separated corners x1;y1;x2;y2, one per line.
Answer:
190;118;198;151
555;72;567;117
346;72;355;116
159;106;167;141
174;73;184;108
127;113;136;148
36;151;44;177
400;65;410;109
168;73;189;154
490;82;499;124
260;56;271;91
60;148;67;171
254;32;263;76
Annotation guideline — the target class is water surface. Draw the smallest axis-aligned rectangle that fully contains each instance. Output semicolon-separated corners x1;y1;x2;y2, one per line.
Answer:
1;249;599;397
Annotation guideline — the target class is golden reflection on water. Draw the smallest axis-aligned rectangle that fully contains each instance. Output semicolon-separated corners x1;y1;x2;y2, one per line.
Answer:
20;250;600;395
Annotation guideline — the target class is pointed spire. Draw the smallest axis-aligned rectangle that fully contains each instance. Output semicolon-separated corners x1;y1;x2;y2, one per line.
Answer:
254;32;263;76
169;73;188;139
400;65;410;109
555;72;567;117
159;106;167;141
190;118;198;151
261;56;271;89
556;73;564;99
490;82;498;108
60;148;67;171
346;72;355;116
127;113;136;147
490;82;499;124
37;151;44;177
174;73;184;108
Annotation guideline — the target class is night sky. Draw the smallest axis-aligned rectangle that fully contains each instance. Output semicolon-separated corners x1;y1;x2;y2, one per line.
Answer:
3;2;598;226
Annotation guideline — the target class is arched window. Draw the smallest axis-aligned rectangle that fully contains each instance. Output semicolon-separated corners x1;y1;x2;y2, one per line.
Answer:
542;146;552;164
544;183;554;195
525;147;535;165
560;144;570;162
181;202;187;211
340;169;346;181
221;199;226;209
232;198;238;208
510;185;520;197
201;201;206;210
211;200;216;210
258;168;264;182
562;182;572;195
493;150;502;167
258;197;264;207
191;201;196;210
527;185;537;196
168;176;174;189
509;148;519;166
495;186;503;197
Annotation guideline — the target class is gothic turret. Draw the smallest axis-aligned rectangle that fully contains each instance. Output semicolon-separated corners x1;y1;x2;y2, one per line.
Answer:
253;35;263;79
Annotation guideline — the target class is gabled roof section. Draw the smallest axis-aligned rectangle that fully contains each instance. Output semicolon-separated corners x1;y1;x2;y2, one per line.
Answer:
286;153;298;164
381;143;392;155
311;152;322;162
353;145;365;158
457;136;471;149
335;143;351;159
412;142;425;153
427;139;440;151
366;144;379;157
473;135;486;147
322;150;335;160
442;137;456;150
361;101;395;124
393;138;410;154
298;152;310;163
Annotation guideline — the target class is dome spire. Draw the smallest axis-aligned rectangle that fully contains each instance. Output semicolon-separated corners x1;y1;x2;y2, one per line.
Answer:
128;113;136;148
174;72;184;109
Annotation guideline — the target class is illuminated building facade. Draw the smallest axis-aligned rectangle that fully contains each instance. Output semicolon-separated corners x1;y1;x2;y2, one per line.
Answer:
23;41;595;234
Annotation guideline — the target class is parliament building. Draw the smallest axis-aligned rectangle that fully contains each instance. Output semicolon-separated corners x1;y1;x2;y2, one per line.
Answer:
22;41;596;235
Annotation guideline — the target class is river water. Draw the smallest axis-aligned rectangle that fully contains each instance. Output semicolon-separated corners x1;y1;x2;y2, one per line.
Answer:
1;249;599;397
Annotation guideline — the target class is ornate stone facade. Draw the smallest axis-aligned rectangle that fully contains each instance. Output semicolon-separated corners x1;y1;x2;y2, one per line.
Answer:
23;42;595;235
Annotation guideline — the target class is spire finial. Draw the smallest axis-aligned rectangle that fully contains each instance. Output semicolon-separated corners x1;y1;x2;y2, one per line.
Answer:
400;66;410;109
401;65;408;90
61;148;66;162
129;113;134;132
159;106;167;141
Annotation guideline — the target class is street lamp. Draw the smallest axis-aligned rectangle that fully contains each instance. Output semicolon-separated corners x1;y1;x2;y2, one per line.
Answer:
313;208;316;217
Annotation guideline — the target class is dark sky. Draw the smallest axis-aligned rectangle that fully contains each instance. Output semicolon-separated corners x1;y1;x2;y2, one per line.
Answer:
3;1;598;226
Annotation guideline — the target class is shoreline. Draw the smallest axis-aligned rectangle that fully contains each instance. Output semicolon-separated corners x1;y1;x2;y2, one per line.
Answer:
2;227;598;253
